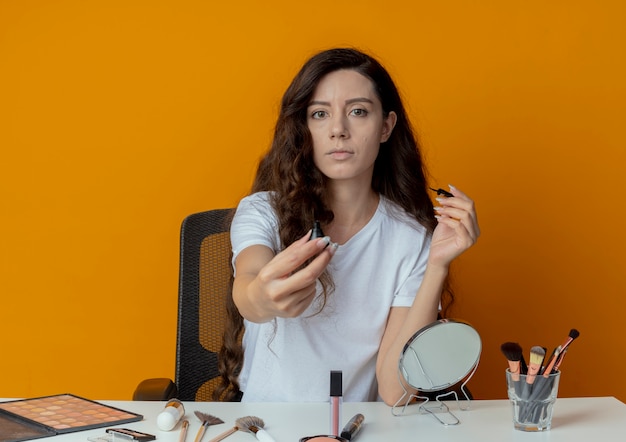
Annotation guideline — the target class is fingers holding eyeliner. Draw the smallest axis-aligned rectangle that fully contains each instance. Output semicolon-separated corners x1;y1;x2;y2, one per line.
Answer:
256;232;337;317
434;187;480;241
266;232;331;280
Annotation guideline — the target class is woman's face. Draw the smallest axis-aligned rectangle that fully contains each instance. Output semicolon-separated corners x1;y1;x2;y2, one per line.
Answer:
306;69;396;184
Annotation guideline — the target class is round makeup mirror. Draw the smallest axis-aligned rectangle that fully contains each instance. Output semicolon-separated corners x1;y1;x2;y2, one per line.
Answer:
393;319;482;424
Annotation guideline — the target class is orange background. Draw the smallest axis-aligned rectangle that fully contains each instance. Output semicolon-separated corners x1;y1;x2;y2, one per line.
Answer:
1;1;625;402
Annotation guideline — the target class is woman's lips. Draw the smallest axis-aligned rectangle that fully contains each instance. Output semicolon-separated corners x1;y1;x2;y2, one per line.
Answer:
327;149;353;160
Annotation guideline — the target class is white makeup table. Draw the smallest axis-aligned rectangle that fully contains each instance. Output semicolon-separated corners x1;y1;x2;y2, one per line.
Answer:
2;397;625;442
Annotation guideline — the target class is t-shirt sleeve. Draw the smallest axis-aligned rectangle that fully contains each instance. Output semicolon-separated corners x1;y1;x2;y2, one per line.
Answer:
230;192;280;273
391;235;431;308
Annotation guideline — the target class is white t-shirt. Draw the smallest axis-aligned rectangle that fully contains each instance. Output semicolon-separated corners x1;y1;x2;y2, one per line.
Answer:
230;191;431;402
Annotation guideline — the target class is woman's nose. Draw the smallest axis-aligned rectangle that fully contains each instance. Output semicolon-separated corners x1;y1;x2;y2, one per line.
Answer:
329;116;349;139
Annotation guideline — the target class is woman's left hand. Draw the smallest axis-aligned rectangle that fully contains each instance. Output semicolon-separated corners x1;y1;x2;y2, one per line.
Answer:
429;185;480;267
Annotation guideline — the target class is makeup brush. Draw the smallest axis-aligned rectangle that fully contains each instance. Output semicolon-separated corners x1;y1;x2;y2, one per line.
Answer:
543;329;580;375
519;352;528;375
194;411;224;442
526;344;565;421
207;426;238;442
552;331;580;373
520;346;545;401
500;342;523;380
526;346;546;385
178;420;189;442
553;348;569;371
556;329;580;359
235;416;276;442
541;346;561;377
500;342;524;396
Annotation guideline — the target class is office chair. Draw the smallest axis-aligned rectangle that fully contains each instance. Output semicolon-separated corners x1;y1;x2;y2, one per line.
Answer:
133;208;235;401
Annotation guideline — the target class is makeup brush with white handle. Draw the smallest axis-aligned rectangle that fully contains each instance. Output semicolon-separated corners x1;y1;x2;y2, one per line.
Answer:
234;416;276;442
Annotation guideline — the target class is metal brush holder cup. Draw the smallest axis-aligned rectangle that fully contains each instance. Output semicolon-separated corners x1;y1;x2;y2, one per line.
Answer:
392;319;482;425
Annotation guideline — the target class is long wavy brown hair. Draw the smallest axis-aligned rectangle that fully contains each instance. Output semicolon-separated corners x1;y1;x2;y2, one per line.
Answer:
213;48;453;401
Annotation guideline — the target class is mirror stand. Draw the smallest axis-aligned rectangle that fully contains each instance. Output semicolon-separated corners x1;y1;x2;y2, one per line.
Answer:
391;361;479;425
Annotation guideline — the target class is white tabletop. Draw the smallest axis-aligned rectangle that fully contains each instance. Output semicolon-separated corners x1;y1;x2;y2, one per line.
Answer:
2;397;626;442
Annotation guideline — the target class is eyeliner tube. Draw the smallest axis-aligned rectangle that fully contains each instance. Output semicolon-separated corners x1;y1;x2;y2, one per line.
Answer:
310;220;325;240
330;370;343;436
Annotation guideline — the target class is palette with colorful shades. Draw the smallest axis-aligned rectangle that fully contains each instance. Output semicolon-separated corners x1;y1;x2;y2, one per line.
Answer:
0;394;142;442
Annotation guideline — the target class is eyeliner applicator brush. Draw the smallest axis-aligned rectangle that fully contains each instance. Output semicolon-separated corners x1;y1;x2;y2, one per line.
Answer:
429;187;454;198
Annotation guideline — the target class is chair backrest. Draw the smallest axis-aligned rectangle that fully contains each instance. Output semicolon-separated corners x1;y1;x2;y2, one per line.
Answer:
175;208;234;401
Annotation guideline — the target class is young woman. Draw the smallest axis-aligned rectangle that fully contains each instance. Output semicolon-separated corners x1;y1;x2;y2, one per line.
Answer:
217;48;480;405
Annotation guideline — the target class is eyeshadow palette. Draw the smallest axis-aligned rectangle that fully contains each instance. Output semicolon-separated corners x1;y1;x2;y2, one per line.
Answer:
0;394;142;442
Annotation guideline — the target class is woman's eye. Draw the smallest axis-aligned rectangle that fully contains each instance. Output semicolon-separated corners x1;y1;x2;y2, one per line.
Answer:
350;108;368;117
311;110;327;119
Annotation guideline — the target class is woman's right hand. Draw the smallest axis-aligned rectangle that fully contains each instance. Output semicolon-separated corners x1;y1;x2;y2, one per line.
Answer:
232;232;337;323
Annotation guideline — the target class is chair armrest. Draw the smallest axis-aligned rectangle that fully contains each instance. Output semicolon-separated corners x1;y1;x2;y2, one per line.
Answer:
133;378;178;401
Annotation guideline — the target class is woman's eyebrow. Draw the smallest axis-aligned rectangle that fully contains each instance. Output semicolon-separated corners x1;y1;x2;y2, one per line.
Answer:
346;97;374;105
308;97;375;107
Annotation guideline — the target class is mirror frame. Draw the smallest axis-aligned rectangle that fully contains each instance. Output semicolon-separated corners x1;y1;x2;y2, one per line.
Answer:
392;319;482;425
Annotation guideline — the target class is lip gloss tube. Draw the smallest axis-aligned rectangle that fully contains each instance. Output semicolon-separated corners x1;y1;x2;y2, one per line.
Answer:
330;370;343;436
